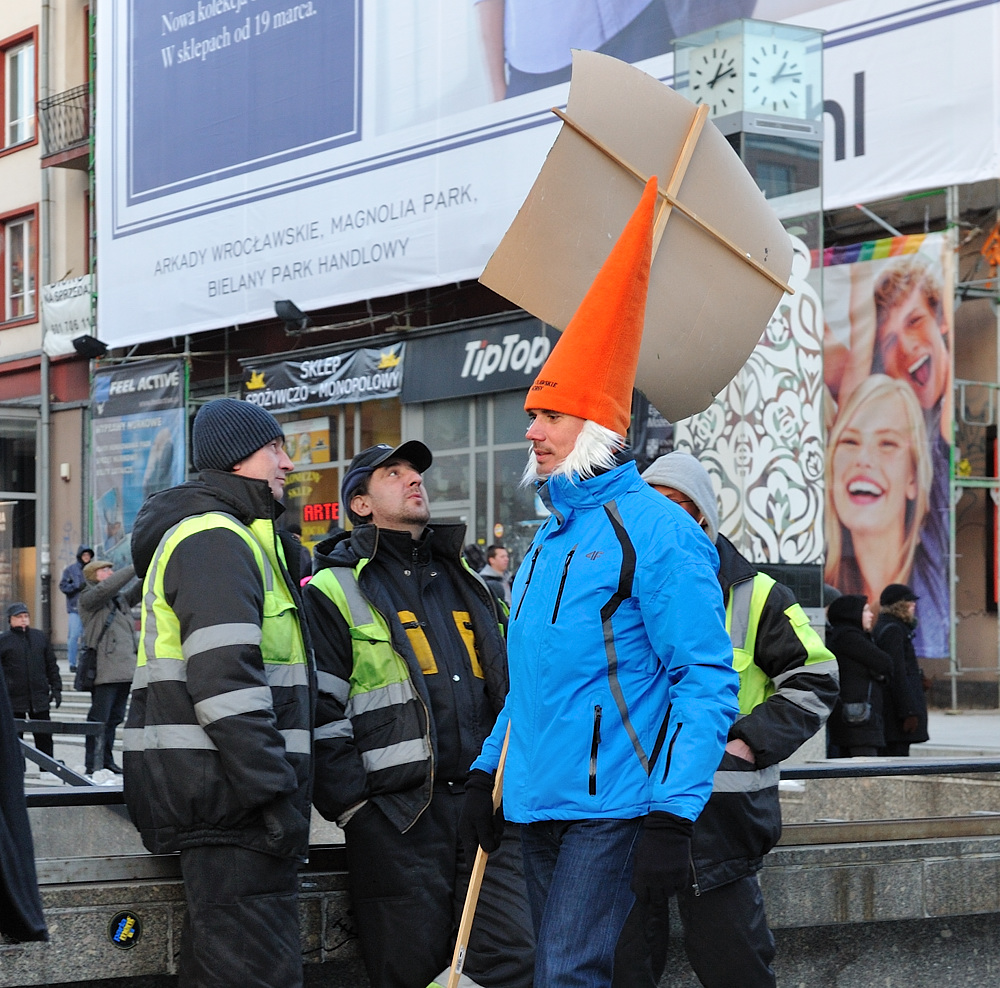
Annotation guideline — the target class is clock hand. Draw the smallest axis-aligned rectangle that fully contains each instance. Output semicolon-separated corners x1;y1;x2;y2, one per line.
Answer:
770;61;787;84
708;66;736;88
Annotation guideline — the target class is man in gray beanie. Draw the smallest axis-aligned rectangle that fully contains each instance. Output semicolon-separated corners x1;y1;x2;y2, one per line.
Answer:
614;451;840;988
123;397;314;988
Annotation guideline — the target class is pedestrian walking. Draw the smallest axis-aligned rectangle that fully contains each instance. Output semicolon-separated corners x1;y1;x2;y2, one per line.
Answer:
0;603;61;760
78;559;140;775
58;544;93;672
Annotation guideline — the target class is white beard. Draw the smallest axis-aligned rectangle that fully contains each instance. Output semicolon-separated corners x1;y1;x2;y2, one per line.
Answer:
521;419;624;485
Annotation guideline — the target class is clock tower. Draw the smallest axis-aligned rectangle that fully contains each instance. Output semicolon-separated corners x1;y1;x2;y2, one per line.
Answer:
673;18;824;253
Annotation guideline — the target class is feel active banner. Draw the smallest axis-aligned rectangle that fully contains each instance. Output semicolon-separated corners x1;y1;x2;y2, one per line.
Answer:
96;0;999;347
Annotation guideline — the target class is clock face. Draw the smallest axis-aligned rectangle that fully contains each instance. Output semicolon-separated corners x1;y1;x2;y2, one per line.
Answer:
688;44;742;118
748;42;806;117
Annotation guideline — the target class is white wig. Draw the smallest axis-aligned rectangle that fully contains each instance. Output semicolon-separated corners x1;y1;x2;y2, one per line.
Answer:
521;419;625;486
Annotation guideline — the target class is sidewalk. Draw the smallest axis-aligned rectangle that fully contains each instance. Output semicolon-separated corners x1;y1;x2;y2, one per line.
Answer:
918;708;1000;756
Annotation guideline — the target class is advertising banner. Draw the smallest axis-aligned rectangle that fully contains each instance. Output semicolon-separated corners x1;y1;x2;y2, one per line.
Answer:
240;342;404;413
822;231;954;659
90;359;188;568
402;318;554;402
96;0;999;347
42;275;94;357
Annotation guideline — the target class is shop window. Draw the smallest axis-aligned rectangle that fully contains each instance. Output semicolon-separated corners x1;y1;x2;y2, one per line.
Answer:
3;33;36;148
0;209;36;322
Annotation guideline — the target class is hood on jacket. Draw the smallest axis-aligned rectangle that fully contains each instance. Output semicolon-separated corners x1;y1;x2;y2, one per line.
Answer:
76;544;94;564
131;470;284;580
827;593;867;630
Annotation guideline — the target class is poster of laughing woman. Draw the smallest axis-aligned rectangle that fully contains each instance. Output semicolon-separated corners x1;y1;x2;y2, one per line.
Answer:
823;232;954;659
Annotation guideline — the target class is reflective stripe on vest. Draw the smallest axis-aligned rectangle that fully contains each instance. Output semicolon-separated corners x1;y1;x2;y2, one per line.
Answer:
133;511;307;752
308;564;428;775
725;573;776;717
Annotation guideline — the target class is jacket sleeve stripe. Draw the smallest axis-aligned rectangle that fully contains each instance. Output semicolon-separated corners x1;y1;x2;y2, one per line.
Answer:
132;723;218;750
135;657;186;686
361;738;427;773
316;669;350;703
194;685;274;725
183;622;262;659
776;685;837;719
316;720;354;741
280;728;312;754
712;763;780;793
772;657;840;688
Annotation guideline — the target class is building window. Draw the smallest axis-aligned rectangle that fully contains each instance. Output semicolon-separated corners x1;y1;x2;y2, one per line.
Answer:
1;210;36;322
4;36;35;147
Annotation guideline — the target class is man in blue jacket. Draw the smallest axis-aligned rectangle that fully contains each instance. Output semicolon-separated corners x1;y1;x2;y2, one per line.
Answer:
461;178;739;987
58;544;93;671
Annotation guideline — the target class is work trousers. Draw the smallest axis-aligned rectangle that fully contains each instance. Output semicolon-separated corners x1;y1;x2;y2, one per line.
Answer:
84;682;129;771
612;873;776;988
344;786;535;988
179;844;303;988
12;708;53;758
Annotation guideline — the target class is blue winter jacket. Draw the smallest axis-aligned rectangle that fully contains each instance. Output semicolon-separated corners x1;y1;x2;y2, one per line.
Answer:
473;459;739;823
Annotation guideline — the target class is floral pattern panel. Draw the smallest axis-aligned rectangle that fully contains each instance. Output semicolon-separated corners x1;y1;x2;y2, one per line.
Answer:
673;235;825;565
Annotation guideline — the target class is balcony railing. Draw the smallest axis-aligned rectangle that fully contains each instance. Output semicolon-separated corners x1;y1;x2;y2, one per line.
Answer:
37;84;90;168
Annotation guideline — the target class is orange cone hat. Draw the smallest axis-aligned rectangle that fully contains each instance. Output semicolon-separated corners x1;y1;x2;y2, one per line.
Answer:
525;175;658;436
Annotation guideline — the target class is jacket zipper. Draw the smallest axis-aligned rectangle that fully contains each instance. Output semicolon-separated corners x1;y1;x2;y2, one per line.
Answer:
550;547;576;623
513;545;542;620
589;704;602;795
662;721;683;783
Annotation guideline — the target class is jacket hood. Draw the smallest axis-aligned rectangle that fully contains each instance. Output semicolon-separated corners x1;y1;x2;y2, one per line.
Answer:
827;593;867;629
131;470;284;580
312;521;469;573
76;544;94;564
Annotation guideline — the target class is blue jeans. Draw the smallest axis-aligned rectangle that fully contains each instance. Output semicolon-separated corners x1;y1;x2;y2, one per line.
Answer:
67;611;82;670
521;818;642;988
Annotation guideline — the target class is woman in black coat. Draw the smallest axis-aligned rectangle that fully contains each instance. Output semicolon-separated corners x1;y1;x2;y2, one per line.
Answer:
826;595;894;756
874;584;930;756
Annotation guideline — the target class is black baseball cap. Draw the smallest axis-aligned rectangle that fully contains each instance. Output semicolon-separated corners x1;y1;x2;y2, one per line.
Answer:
341;441;433;524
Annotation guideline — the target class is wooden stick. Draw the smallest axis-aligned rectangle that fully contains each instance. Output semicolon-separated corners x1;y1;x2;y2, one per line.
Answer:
445;725;511;988
653;103;709;256
550;107;794;296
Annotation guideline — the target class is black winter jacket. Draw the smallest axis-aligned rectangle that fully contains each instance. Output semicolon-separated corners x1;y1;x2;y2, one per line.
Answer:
875;605;929;746
0;627;60;712
826;595;893;751
305;523;508;832
124;470;314;859
690;536;839;892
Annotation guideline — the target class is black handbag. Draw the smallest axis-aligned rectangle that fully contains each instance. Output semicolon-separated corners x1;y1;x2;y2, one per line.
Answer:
842;681;873;725
73;608;116;693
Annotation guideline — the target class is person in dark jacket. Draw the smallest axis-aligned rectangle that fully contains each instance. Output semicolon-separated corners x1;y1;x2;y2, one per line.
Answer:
78;559;141;775
304;441;534;988
59;544;93;671
827;595;893;757
613;452;840;988
875;583;930;755
124;398;314;988
0;603;61;759
478;544;513;606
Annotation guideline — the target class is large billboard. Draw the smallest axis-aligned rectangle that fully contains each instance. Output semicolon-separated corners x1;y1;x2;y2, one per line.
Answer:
822;232;954;659
96;0;1000;347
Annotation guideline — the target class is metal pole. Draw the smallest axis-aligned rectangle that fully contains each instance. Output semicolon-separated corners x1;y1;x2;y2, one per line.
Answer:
947;185;960;710
39;0;52;637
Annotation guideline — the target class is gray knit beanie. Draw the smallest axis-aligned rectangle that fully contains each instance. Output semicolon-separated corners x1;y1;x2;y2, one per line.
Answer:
192;398;285;472
640;451;720;544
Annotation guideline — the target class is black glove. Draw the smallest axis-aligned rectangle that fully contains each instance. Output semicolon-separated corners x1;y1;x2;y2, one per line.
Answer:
52;692;62;709
459;768;504;860
630;811;694;903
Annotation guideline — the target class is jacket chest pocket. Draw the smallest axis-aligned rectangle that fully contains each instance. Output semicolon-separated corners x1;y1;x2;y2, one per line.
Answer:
261;590;297;662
